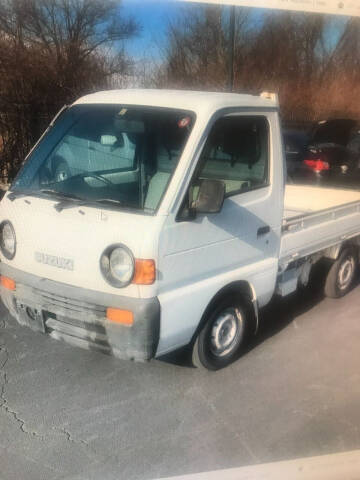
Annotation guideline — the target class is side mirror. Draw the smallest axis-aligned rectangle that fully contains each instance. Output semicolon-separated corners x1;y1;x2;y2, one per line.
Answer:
193;179;225;214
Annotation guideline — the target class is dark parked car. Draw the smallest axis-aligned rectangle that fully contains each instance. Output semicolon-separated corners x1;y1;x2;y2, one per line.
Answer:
283;129;309;181
284;119;360;188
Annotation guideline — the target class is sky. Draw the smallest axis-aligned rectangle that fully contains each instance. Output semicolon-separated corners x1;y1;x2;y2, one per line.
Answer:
121;0;183;60
120;1;265;60
120;0;348;62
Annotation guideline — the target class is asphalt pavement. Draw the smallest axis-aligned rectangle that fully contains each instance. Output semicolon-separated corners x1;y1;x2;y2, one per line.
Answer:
1;280;360;480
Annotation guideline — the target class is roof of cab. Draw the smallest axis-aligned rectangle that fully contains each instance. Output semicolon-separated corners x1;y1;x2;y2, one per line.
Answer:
73;89;278;113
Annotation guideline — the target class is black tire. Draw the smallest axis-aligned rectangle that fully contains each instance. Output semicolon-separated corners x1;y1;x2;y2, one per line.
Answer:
324;247;358;298
192;295;253;370
53;159;71;182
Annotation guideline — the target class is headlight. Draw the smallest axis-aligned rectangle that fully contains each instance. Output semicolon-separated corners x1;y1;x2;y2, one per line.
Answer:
100;244;135;288
0;221;16;260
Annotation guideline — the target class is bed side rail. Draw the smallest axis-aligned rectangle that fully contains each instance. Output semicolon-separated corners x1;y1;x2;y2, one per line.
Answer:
282;200;360;233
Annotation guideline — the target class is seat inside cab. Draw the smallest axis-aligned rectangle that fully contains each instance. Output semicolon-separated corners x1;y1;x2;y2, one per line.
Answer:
144;123;186;210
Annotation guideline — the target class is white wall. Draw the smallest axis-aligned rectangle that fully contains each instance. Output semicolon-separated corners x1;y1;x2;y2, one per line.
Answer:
182;0;360;17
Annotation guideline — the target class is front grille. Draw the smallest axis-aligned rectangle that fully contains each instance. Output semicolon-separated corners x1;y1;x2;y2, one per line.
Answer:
33;287;106;317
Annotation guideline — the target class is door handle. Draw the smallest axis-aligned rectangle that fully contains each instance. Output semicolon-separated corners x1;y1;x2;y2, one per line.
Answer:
257;225;270;237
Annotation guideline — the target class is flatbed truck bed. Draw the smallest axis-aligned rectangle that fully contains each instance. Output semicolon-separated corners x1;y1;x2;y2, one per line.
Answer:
276;185;360;296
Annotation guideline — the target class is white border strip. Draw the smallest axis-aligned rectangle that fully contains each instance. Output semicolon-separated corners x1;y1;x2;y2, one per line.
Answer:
181;0;360;17
157;449;360;480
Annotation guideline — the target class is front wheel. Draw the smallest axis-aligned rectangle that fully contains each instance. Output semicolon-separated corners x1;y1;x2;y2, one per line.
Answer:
324;247;358;298
192;296;253;370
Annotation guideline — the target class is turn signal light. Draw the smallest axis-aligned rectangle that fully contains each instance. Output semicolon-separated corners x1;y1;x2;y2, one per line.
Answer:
133;259;156;285
0;275;16;291
106;308;134;326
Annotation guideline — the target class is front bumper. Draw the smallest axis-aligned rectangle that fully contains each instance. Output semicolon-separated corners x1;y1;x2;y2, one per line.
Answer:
0;263;160;361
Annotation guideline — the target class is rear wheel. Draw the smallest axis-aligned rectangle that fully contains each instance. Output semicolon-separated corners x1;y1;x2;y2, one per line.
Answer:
324;247;357;298
192;295;253;370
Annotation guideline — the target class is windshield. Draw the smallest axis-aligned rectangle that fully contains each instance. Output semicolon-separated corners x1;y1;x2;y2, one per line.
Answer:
12;104;195;213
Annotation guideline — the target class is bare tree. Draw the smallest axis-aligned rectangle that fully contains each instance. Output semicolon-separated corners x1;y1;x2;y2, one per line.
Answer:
0;0;139;182
160;6;360;124
329;17;360;81
242;12;328;120
161;4;249;91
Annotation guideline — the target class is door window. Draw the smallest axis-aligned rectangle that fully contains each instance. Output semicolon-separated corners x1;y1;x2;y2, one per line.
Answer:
194;116;269;196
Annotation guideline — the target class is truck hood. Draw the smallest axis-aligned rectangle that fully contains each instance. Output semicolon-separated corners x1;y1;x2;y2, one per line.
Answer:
0;194;161;297
310;119;357;147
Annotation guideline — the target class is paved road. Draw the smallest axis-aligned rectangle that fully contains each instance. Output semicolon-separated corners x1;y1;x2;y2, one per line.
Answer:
1;281;360;480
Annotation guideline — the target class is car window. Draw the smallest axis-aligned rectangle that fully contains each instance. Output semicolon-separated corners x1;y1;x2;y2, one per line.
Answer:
348;134;360;154
48;114;136;178
284;135;305;154
284;137;299;154
194;116;269;196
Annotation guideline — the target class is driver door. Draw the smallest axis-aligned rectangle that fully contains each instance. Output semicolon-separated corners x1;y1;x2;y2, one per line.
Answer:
157;112;283;354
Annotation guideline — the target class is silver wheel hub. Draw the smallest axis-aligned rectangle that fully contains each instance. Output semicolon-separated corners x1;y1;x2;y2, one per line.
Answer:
338;257;355;290
210;308;243;357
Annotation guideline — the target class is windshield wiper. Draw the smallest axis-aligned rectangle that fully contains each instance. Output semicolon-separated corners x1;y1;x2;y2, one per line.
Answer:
7;190;33;201
40;189;82;200
54;197;123;212
38;190;84;212
8;189;77;202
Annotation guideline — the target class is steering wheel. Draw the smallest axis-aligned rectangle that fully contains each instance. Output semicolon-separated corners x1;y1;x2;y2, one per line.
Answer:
83;173;113;186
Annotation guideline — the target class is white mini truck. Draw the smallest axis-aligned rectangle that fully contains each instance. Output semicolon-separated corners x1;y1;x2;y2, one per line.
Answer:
1;90;360;370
